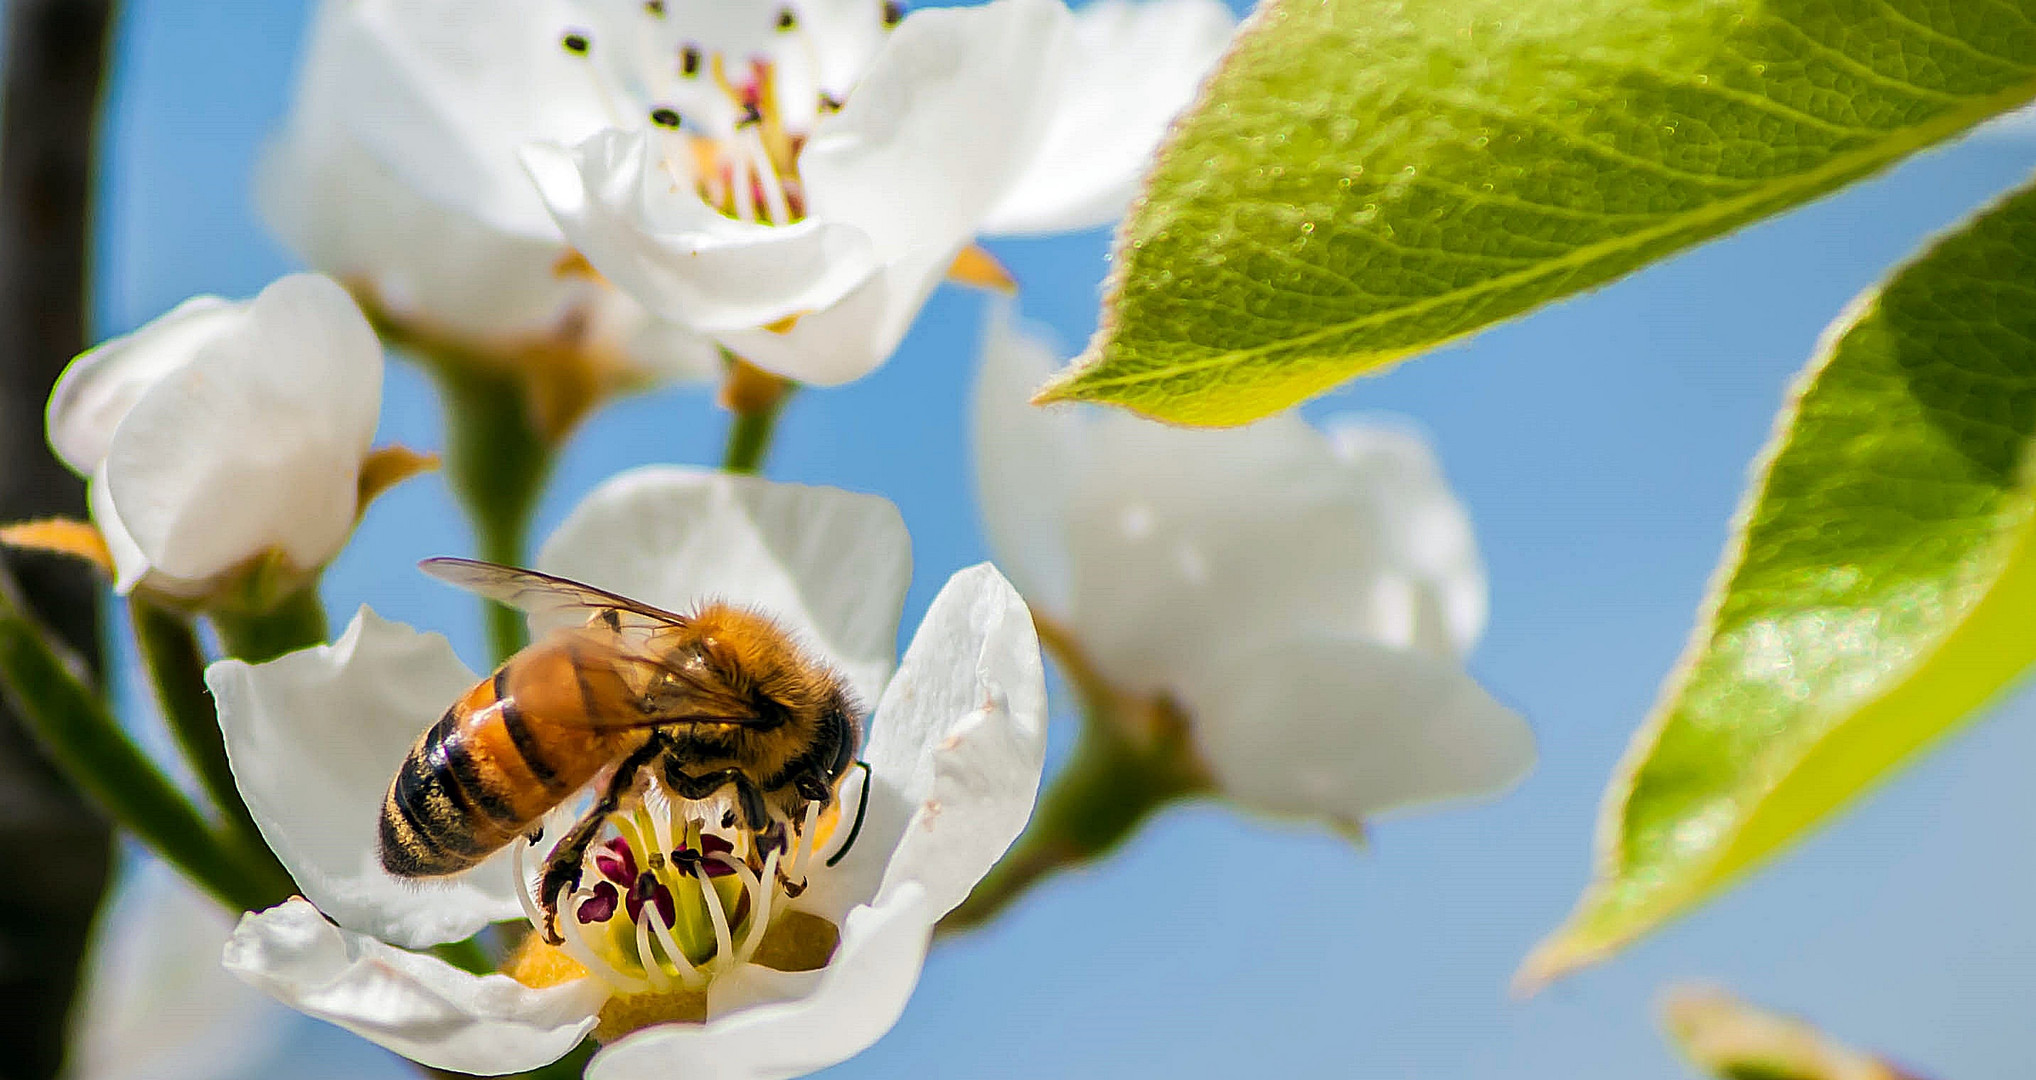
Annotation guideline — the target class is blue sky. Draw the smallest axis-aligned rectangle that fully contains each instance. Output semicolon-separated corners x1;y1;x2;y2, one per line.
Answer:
92;1;2036;1076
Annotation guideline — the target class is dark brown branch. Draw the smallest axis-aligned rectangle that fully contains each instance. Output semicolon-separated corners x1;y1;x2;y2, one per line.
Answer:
0;2;117;1077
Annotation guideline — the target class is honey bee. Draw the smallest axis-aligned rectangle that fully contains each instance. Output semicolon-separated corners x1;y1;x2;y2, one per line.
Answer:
378;558;869;941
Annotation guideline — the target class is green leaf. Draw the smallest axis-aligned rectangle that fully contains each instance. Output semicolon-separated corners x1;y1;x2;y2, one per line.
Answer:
1520;174;2036;988
1042;0;2036;425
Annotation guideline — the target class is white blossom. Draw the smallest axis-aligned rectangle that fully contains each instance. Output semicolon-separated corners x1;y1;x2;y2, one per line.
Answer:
261;0;719;385
492;0;1227;385
45;274;382;598
973;305;1532;829
212;469;1047;1077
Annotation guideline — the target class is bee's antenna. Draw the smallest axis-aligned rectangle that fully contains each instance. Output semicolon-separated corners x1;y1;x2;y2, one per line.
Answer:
824;760;873;868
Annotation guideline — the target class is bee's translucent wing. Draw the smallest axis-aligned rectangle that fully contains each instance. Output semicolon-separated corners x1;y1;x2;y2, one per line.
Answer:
418;557;688;638
541;625;766;731
422;559;774;730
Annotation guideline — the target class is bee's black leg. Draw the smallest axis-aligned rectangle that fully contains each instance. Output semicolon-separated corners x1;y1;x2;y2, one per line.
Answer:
666;767;770;833
537;740;663;944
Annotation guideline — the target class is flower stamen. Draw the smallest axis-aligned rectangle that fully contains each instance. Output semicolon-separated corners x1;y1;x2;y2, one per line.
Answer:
647;898;709;989
732;845;781;965
516;773;842;1001
692;862;737;969
782;799;822;892
634;904;675;991
511;835;546;930
556;880;651;992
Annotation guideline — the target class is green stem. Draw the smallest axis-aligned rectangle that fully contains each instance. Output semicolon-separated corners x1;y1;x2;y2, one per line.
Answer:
211;585;329;665
130;599;290;890
720;382;792;475
433;363;556;663
0;575;291;911
939;617;1209;935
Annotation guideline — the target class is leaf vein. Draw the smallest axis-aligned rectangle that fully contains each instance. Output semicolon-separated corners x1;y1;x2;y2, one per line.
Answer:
1074;77;2036;395
1855;0;2036;75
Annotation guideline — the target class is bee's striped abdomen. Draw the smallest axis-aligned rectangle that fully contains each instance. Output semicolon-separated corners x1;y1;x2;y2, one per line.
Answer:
379;636;644;878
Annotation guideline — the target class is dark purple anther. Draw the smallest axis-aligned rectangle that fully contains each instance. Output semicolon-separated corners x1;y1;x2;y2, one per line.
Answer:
594;837;637;884
577;881;620;923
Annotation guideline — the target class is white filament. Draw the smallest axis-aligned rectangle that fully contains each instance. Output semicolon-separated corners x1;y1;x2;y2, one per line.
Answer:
693;864;736;972
634;908;676;992
647;897;708;990
784;800;822;886
510;837;546;931
733;845;782;965
743;128;792;224
731;153;758;223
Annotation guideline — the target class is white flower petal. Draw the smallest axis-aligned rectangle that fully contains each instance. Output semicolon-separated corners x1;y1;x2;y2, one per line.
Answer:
588;883;933;1080
537;466;912;708
618;310;726;384
1322;416;1488;654
209;607;525;950
704;0;1074;384
102;274;382;585
1180;636;1533;825
263;1;720;384
262;127;721;385
46;296;238;476
792;0;891;98
261;124;579;336
523;130;881;332
1066;411;1486;697
88;464;152;597
224;899;602;1077
970;300;1080;613
980;0;1234;236
308;0;608;241
800;0;1069;266
704;257;929;387
67;857;293;1080
804;564;1046;923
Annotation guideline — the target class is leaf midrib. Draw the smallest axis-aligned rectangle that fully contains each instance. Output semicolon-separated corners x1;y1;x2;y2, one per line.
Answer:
1066;76;2036;394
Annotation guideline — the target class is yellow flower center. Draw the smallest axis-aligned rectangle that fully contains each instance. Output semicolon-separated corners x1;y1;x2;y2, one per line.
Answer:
506;773;852;1036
